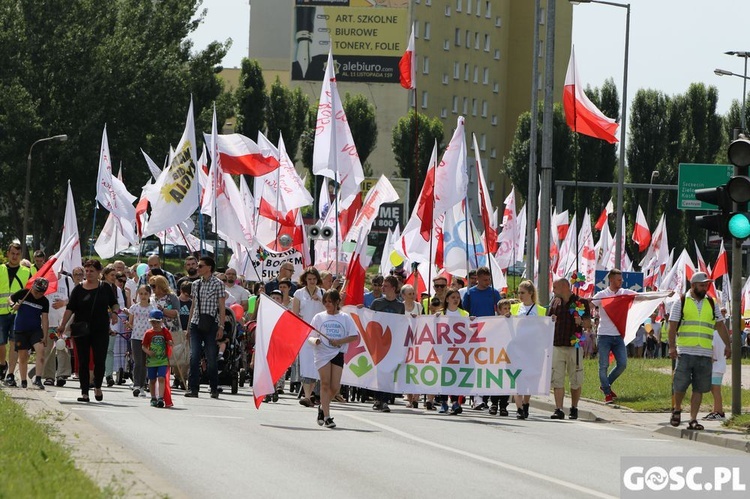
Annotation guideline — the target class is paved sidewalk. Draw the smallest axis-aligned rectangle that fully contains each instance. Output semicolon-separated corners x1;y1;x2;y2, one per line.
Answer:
530;393;750;453
0;385;187;498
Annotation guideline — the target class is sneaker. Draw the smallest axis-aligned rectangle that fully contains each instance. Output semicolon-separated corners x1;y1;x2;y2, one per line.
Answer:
133;388;141;397
21;380;28;389
106;376;115;387
569;407;579;420
499;407;509;417
33;379;45;390
489;405;498;415
324;417;336;429
263;395;272;403
272;392;279;403
523;403;530;419
139;389;148;398
157;398;165;408
703;412;725;421
425;401;435;411
381;403;391;413
184;391;199;398
150;398;158;407
411;401;419;409
317;408;325;426
372;401;382;411
5;374;14;386
43;378;54;386
210;390;219;399
473;402;488;411
551;408;565;420
449;402;463;415
56;378;66;387
516;408;526;419
604;392;615;405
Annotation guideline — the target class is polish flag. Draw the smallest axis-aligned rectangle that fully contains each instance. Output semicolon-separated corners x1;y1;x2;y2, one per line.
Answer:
632;205;651;252
399;24;416;90
563;47;619;144
343;232;372;306
253;295;315;407
404;269;428;297
416;142;439;241
213;133;280;176
712;244;728;280
473;134;497;254
554;210;570;242
594;292;670;344
595;198;613;231
26;235;78;296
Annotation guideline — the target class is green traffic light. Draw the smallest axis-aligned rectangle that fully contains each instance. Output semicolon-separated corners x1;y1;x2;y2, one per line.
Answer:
728;213;750;239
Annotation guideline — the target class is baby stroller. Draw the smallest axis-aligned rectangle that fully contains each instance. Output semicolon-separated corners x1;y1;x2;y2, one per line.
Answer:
239;320;256;388
199;314;242;394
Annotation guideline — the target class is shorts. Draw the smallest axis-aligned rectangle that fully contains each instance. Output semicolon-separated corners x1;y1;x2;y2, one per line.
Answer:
711;372;725;386
673;354;712;394
14;330;44;351
147;365;169;379
551;346;583;390
0;314;14;345
330;352;345;368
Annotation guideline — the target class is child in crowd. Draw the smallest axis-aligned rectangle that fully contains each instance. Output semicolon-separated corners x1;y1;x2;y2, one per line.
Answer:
8;278;50;389
126;285;154;397
142;309;173;408
497;299;512;318
703;330;727;421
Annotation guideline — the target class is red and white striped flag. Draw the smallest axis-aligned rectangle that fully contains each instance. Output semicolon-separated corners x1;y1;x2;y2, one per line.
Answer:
213;133;280;177
399;24;416;90
595;198;613;231
594;291;671;344
27;235;79;295
253;295;315;408
343;231;372;307
632;205;651;252
712;244;728;280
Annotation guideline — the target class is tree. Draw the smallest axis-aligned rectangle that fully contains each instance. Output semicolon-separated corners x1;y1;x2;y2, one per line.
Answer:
265;78;309;162
391;110;444;211
235;58;267;141
343;93;378;172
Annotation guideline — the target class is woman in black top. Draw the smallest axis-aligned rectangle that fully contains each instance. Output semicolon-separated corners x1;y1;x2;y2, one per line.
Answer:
61;260;120;402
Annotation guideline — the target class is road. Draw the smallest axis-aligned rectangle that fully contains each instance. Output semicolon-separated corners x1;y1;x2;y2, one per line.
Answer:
52;382;746;499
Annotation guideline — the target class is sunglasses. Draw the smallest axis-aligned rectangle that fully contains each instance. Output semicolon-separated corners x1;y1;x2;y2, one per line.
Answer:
197;263;206;268
434;284;446;289
118;279;127;283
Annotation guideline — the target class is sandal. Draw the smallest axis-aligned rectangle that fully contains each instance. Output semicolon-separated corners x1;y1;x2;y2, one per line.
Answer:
670;410;681;427
687;420;704;431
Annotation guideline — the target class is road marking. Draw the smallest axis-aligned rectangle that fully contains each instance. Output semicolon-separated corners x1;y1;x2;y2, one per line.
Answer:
346;413;617;499
194;415;244;419
70;408;122;413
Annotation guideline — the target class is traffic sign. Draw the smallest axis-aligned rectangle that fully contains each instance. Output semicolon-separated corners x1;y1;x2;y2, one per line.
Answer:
677;163;733;210
594;270;644;293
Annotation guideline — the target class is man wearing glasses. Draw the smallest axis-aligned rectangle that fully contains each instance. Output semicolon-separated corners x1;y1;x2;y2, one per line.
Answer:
138;255;177;291
364;275;384;308
422;276;449;313
265;262;297;295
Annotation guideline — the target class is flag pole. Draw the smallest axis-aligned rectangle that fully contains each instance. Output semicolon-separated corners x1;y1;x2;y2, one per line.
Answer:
88;203;99;259
331;67;340;274
412;91;420;219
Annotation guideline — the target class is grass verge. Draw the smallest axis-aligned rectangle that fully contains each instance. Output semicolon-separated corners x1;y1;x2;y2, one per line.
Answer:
0;390;102;498
723;414;750;433
575;358;750;412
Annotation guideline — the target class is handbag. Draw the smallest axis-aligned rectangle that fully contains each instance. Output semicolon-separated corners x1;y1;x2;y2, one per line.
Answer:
70;283;100;338
196;281;215;333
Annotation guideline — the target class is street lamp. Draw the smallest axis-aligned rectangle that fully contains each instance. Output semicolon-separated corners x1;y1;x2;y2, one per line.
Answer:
570;0;631;268
22;134;68;256
646;170;659;229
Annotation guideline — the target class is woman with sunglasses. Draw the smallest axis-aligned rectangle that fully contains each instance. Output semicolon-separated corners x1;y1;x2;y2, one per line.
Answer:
510;280;547;419
61;260;120;402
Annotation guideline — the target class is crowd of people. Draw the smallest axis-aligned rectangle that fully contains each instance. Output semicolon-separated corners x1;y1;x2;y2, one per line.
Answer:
0;243;746;430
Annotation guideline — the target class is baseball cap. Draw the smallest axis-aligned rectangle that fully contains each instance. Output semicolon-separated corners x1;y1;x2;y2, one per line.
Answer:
690;272;713;284
149;309;164;321
32;278;49;293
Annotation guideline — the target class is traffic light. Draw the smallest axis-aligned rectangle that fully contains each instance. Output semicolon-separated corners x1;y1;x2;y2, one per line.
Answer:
726;137;750;240
694;184;731;237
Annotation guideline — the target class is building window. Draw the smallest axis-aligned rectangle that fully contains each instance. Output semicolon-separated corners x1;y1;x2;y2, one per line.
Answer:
464;63;470;81
491;115;498;126
466;30;471;48
456;0;462;13
444;39;450;50
409;90;414;107
490;148;497;159
537;74;543;91
495;17;502;28
538;40;543;57
425;0;432;6
482;101;488;117
540;8;545;24
485;1;491;18
454;62;460;79
483;67;489;84
480;134;486;151
473;65;479;83
442;73;449;84
494;49;500;60
440;108;448;118
445;5;451;16
475;33;480;50
423;56;430;74
452;96;458;113
422;91;428;109
472;98;477;116
493;82;499;93
415;21;419;38
424;22;431;40
462;97;468;114
484;34;490;51
455;28;461;46
476;1;481;17
467;0;472;15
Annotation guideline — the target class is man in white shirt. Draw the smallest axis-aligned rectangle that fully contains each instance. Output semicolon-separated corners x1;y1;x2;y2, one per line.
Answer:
592;269;636;404
224;268;250;312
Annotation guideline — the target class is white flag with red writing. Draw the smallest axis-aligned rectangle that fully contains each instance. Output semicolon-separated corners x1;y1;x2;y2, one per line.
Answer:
345;175;399;243
96;125;136;221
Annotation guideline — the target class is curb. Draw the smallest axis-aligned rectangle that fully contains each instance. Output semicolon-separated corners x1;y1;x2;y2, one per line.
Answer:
655;426;750;453
529;398;606;422
1;385;188;498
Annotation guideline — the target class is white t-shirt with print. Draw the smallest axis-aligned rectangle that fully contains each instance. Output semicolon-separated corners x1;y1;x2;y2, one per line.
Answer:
310;311;358;369
129;303;154;341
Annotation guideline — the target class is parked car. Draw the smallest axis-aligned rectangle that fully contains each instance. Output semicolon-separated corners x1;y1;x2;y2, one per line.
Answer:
506;262;526;276
145;244;190;259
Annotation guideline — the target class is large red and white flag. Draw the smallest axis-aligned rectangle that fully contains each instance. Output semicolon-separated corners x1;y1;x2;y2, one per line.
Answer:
563;47;619;144
639;214;669;272
712;244;728;280
495;188;518;269
96;125;136;221
345;174;399;243
213;133;279;176
59;181;82;274
595;198;613;231
555;213;577;279
399;23;416;90
577;210;597;296
144;99;199;236
434;117;469;218
593;292;671;344
253;295;314;408
343;231;373;306
473;134;497;255
632;205;651;252
312;50;365;203
26;235;78;295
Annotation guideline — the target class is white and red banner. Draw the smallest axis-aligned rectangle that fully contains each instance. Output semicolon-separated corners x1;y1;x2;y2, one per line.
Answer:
595;198;613;231
632;205;651;252
27;235;79;295
96;125;136;221
340;308;553;395
59;180;82;274
253;295;314;408
345;174;399;243
593;292;671;345
398;23;416;90
213;133;279;177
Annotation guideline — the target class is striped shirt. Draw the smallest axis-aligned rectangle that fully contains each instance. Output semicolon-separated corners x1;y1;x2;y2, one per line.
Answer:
190;276;225;325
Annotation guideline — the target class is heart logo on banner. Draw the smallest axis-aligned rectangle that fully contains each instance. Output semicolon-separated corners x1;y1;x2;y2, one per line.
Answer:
351;314;391;366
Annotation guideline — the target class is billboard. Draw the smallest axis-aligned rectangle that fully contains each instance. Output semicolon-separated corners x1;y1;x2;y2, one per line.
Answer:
292;1;409;83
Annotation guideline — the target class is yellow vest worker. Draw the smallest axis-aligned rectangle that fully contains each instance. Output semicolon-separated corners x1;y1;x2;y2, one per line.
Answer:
676;298;715;351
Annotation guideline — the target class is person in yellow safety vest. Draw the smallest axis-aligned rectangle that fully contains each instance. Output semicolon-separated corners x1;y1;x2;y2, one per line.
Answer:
0;242;33;385
668;272;731;431
31;249;46;275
